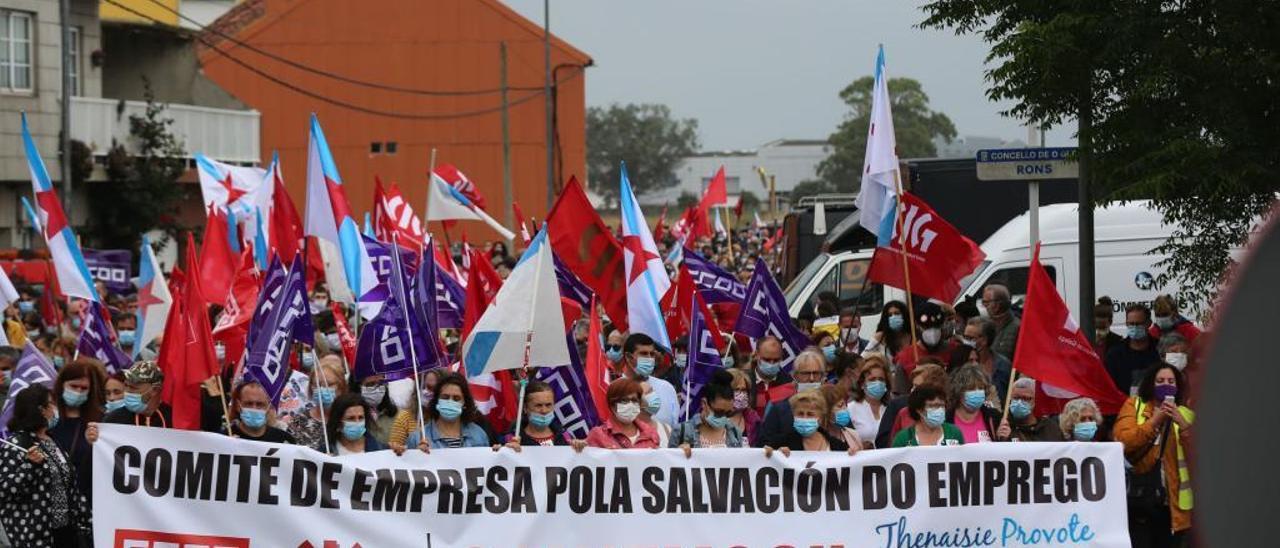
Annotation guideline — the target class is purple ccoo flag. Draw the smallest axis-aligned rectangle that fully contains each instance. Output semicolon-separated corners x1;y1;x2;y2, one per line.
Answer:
245;258;287;352
683;289;726;419
243;254;315;406
734;258;810;372
76;302;132;374
82;248;134;295
355;239;438;381
533;332;602;439
434;261;465;329
358;235;420;317
554;253;593;310
0;343;57;438
682;247;747;304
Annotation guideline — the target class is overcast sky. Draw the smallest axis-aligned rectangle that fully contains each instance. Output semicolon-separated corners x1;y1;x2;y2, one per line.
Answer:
505;0;1076;152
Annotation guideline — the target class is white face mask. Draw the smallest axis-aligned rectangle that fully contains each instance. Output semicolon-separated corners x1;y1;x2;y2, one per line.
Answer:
614;402;642;423
921;328;943;346
1164;352;1188;370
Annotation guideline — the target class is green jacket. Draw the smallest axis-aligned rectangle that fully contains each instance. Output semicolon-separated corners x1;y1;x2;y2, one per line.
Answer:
892;424;965;447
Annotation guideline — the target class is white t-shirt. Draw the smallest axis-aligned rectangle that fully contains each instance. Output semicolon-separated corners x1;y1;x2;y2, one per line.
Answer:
848;399;884;449
644;376;680;429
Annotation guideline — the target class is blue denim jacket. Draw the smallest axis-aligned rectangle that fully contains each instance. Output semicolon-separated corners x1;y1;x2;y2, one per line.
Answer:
405;420;490;449
669;418;745;448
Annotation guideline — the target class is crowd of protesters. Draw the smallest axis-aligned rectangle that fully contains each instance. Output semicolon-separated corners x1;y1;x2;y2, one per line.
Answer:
0;224;1200;548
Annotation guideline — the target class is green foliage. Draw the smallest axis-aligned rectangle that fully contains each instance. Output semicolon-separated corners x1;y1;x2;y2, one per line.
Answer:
790;179;837;203
920;0;1280;317
818;77;956;190
90;80;186;251
587;103;700;206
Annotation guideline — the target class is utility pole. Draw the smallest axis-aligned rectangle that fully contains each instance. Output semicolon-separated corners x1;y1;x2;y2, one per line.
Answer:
543;0;554;210
1078;89;1096;343
500;42;513;245
60;0;73;219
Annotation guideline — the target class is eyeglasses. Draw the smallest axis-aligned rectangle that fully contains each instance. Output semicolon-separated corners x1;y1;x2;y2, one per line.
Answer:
793;370;824;381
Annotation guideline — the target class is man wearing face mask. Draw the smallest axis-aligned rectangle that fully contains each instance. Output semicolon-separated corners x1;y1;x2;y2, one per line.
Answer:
837;307;869;355
1105;303;1161;394
980;285;1020;360
962;317;1012;401
893;303;956;377
100;361;172;428
749;336;794;416
1092;298;1126;359
620;333;678;429
751;349;826;448
604;326;626;373
995;378;1063;442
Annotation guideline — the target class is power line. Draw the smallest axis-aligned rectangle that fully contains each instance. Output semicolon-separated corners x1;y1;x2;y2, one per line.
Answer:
143;0;549;96
103;0;581;120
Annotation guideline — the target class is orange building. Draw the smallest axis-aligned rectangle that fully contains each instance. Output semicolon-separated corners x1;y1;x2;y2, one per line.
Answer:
197;0;591;241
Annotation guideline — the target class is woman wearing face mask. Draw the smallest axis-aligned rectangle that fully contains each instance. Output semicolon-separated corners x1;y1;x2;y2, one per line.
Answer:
866;301;910;359
812;331;839;367
947;364;1000;444
49;359;106;500
1148;295;1201;344
0;384;92;546
820;384;862;453
356;375;397;444
1157;333;1191;373
639;381;672;447
893;386;964;447
766;390;851;455
585;378;661;449
1113;363;1195;547
327;393;389;455
103;373;127;415
1058;397;1102;442
671;370;744;456
497;381;587;451
725;368;762;445
228;380;295;444
287;361;347;452
848;356;890;449
389;369;443;451
406;372;490;451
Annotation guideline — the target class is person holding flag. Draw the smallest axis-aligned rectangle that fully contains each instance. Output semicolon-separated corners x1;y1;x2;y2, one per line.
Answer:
0;383;92;546
405;372;490;450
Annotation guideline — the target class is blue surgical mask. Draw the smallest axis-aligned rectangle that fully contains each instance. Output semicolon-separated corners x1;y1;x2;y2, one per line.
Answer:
62;388;88;408
1073;421;1098;441
301;353;317;371
52;356;65;369
963;389;986;410
924;407;946;428
117;330;136;347
17;301;34;314
105;399;127;413
634;356;656;378
47;408;59;429
1126;325;1148;340
644;392;662;414
888;314;905;332
436;399;463;420
722;355;736;368
70;317;81;331
793;417;819;436
605;348;623;362
834;408;852;427
342;420;367;441
1009;399;1033;420
325;333;342;350
705;413;730;430
529;411;555;428
822;345;836;362
123;392;147;413
756;359;781;378
315;386;336;407
864;380;888;400
240;408;267;429
1153;316;1174;330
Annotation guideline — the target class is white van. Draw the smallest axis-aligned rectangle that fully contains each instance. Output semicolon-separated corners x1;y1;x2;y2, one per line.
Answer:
783;200;1203;339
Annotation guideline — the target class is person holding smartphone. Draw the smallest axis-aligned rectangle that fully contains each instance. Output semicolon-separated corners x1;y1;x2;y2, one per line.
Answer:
1113;362;1195;548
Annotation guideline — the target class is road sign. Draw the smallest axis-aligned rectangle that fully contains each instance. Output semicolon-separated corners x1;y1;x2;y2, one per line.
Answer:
975;147;1078;181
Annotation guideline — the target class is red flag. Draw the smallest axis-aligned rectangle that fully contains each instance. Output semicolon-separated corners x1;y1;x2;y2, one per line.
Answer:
546;176;628;330
212;249;261;366
467;248;503;304
373;176;426;250
37;261;64;327
762;226;784;252
661;266;726;352
1013;243;1128;415
653;205;668;243
582;296;611;421
199;206;236;305
269;168;303;265
159;234;221;430
433;163;487;211
733;195;744;220
702;166;728;207
867;192;986;303
679;204;710;242
329;301;358;367
512;201;531;244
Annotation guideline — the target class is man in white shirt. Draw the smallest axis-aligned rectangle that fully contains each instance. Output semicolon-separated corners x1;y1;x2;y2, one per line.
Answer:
622;333;679;428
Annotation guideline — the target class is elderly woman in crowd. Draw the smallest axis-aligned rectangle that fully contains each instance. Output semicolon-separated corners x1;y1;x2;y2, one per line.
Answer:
288;359;347;452
586;378;661;449
947;364;1000;444
995;377;1063;442
1058;397;1102;442
892;386;963;447
766;389;852;455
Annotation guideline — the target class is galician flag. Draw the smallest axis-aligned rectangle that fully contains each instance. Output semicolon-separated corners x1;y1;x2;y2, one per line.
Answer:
619;163;672;349
425;169;515;241
853;45;901;235
463;226;569;377
304;114;377;301
195;153;267;219
134;235;172;359
20;113;98;302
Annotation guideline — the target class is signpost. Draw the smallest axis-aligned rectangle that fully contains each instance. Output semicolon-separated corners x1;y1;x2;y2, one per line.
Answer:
976;145;1077;256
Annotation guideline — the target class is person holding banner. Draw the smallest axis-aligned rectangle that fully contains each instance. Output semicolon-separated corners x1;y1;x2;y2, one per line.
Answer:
848;356;890;449
0;384;92;546
327;393;390;455
101;361;171;428
1113;363;1195;546
288;359;349;452
995;378;1063;442
357;375;398;444
878;361;948;449
767;390;851;455
1058;397;1102;442
228;380;296;444
585;378;661;449
49;359;106;499
947;364;1000;444
892;386;964;447
819;384;863;452
753;350;827;448
671;370;744;455
406;372;490;451
498;381;587;451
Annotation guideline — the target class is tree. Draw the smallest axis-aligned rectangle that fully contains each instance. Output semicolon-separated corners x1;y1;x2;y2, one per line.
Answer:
817;77;956;190
790;180;837;203
587;103;699;207
89;79;187;250
920;0;1280;318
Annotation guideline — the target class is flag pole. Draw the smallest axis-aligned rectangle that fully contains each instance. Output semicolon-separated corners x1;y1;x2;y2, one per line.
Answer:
724;207;736;266
892;173;919;347
390;232;429;444
1000;369;1019;422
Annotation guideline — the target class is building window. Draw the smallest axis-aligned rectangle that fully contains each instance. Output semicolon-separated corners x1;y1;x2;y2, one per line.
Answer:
1;10;34;92
385;141;398;155
370;142;382;154
68;26;81;96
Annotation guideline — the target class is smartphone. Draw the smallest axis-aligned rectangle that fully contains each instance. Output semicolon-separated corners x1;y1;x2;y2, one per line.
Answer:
1164;395;1176;405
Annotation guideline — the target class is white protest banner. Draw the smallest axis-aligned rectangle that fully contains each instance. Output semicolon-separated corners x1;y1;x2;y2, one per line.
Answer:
94;424;1130;547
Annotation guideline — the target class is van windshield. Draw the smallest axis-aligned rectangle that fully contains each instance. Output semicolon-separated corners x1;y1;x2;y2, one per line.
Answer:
955;260;991;301
784;254;830;308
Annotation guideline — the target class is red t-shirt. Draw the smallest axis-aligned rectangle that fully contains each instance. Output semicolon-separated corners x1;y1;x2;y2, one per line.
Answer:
894;341;957;377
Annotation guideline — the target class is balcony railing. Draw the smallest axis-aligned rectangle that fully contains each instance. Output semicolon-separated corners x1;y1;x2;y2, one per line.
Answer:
71;96;260;164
